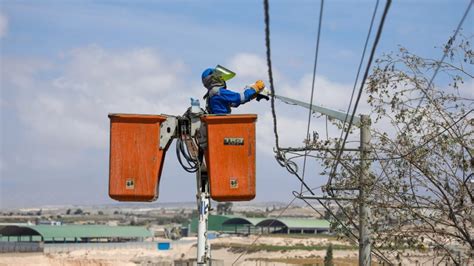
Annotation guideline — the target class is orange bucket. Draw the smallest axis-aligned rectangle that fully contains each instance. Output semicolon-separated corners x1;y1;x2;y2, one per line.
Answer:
201;114;257;201
108;114;167;201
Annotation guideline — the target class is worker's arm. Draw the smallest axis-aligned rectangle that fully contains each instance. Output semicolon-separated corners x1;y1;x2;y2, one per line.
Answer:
219;87;257;107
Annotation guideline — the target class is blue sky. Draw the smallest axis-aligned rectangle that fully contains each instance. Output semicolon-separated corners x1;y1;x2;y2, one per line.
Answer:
1;0;472;208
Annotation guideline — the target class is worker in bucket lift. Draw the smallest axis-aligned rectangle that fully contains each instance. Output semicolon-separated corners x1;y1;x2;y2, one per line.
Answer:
202;65;268;114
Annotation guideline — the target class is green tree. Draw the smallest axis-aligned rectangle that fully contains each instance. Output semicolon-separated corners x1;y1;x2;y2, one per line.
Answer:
216;202;233;215
324;244;334;266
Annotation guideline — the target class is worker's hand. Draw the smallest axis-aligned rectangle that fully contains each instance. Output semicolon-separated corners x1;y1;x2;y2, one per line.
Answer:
251;80;265;93
256;94;270;101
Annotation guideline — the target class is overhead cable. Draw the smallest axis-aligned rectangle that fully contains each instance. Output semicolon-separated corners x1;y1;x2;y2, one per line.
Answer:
326;0;379;191
264;0;280;152
406;0;473;158
409;0;472;122
327;0;392;194
262;0;393;264
280;109;472;162
300;0;325;193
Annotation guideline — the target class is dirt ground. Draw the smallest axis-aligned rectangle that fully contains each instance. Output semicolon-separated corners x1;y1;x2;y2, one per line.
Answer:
0;236;441;265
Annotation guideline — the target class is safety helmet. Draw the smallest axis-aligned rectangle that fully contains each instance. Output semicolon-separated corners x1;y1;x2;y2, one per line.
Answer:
201;65;236;90
201;68;214;80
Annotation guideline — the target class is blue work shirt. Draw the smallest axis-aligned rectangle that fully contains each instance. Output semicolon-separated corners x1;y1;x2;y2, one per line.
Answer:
208;87;257;114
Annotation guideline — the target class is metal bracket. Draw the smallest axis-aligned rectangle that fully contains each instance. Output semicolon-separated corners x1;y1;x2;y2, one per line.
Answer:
160;116;178;150
275;94;361;127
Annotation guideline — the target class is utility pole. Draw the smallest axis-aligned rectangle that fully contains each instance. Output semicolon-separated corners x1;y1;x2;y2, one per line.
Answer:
196;166;211;265
359;115;371;266
274;95;372;266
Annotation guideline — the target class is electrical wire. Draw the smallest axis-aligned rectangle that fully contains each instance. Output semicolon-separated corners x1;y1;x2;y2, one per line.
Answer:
407;0;473;128
404;0;473;159
231;196;298;265
176;137;199;173
327;0;380;193
280;109;472;162
263;1;373;263
264;0;280;153
262;0;394;264
262;0;471;263
300;0;324;194
292;0;389;248
296;195;393;264
327;0;392;195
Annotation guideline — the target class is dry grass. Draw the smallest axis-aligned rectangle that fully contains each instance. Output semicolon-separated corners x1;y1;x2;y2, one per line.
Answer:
211;242;356;254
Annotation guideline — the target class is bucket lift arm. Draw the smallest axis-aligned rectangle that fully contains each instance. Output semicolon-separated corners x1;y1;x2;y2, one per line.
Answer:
160;116;178;150
274;94;361;126
156;108;211;265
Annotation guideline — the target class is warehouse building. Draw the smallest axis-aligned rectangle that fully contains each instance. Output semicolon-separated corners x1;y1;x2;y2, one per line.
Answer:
0;224;152;243
255;218;330;234
189;216;330;235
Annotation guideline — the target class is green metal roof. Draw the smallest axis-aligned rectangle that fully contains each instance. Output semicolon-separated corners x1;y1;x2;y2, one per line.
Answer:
188;216;330;233
0;225;152;239
222;217;266;226
190;215;237;233
256;218;330;229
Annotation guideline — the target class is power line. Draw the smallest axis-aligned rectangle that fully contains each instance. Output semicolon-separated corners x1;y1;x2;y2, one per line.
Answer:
327;0;392;195
327;0;380;191
407;0;473;128
263;0;361;257
404;0;473;159
281;109;473;162
300;0;324;193
262;0;394;264
338;0;379;141
231;196;298;265
264;0;280;152
296;194;393;264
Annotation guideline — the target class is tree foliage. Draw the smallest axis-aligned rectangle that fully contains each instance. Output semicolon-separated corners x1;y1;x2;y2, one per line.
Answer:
324;243;334;266
216;202;233;215
308;34;472;263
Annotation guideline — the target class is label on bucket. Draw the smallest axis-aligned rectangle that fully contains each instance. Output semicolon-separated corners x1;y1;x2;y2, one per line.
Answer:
224;137;244;146
125;179;135;190
230;179;238;189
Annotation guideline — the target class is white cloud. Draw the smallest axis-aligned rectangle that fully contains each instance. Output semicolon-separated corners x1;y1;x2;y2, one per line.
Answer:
227;53;272;80
1;49;370;205
4;46;194;152
3;49;368;167
0;13;7;38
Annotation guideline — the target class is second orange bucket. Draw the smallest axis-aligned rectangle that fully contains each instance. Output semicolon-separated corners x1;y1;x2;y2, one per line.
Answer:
108;114;168;202
201;114;257;201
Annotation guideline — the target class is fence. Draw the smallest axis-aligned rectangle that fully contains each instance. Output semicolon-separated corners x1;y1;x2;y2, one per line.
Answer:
0;242;43;253
0;241;183;254
43;241;158;253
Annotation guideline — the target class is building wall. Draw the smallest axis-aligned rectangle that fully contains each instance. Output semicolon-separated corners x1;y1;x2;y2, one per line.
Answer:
0;242;43;253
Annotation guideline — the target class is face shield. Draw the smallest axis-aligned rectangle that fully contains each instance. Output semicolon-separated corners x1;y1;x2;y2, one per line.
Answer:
213;65;236;82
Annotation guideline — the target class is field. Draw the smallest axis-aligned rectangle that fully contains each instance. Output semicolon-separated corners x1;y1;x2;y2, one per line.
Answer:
0;235;439;266
0;243;358;266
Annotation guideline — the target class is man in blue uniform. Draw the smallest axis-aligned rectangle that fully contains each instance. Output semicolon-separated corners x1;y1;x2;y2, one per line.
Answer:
201;65;265;114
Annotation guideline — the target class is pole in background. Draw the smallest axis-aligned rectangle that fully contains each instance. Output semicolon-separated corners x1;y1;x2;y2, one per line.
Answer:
359;114;372;266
